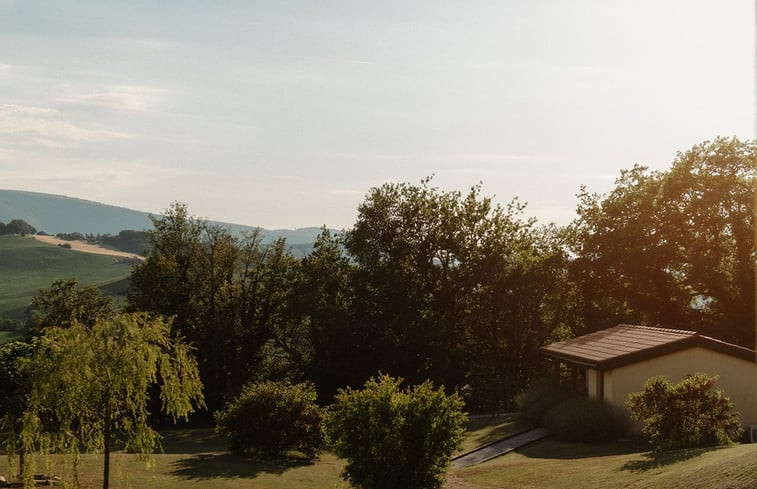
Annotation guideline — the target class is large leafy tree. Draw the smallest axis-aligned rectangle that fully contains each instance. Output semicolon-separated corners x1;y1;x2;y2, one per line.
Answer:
20;313;204;489
571;137;755;345
344;179;569;409
128;203;307;412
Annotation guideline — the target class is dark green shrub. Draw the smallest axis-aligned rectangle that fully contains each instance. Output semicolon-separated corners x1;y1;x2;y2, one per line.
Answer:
214;381;324;458
627;373;743;451
544;396;629;442
518;377;574;425
326;374;466;489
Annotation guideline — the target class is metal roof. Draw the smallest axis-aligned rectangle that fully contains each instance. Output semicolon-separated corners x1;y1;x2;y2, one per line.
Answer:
539;324;756;370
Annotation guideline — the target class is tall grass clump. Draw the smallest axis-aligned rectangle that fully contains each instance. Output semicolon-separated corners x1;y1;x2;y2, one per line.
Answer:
517;378;574;425
543;396;629;442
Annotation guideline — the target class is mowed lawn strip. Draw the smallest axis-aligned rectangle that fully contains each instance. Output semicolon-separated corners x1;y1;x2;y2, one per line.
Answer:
2;428;756;489
0;429;347;489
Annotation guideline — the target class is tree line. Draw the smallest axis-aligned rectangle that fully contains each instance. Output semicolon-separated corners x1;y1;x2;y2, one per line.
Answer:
2;136;755;416
0;135;753;488
126;136;754;414
0;219;36;236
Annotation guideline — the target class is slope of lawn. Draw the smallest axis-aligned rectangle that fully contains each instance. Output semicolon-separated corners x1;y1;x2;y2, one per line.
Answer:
0;235;133;321
448;438;757;489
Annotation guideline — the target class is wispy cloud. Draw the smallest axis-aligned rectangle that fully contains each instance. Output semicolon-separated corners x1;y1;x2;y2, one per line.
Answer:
0;158;187;198
0;104;130;147
57;85;165;111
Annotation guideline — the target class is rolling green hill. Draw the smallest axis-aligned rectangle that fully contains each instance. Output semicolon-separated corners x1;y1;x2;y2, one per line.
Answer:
0;235;134;322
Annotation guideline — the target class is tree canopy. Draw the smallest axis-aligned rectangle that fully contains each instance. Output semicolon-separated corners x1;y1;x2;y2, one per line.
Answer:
570;136;755;346
30;279;114;330
343;179;570;409
128;203;307;413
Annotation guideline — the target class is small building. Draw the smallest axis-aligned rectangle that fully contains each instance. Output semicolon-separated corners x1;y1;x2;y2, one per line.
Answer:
539;324;757;429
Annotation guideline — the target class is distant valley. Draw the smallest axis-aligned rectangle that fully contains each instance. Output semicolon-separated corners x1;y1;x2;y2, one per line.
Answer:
0;189;334;245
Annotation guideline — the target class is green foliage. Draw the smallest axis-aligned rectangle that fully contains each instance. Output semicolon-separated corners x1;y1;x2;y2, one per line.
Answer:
98;229;150;255
544;396;629;442
128;203;309;413
214;381;324;458
30;278;114;330
297;228;357;401
344;179;571;410
627;374;743;451
570;137;755;345
20;313;205;489
517;378;574;426
0;340;34;479
326;374;466;489
1;219;37;236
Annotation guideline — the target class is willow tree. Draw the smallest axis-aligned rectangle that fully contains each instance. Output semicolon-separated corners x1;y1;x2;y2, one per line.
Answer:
20;313;205;489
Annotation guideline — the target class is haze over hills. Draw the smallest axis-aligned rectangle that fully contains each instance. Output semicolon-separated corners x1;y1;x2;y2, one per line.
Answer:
0;189;333;245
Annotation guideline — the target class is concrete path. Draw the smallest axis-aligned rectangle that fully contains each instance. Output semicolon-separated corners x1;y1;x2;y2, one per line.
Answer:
452;427;550;468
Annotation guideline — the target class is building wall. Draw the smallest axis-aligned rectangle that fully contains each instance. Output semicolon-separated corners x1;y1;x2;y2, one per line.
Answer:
587;369;599;398
605;347;757;429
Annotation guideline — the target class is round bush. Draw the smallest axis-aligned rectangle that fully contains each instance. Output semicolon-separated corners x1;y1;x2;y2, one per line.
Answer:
214;381;324;458
627;374;743;451
544;396;629;442
326;374;466;489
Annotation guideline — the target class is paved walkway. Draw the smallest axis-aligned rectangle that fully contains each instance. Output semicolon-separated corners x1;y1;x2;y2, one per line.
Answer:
452;428;550;468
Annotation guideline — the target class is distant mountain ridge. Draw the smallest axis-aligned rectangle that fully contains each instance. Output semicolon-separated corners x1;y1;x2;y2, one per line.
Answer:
0;189;333;245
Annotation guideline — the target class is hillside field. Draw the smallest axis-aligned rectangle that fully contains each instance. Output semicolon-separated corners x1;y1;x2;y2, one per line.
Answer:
0;235;134;322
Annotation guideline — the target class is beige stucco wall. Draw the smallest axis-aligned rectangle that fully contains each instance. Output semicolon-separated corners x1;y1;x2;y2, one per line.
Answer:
587;369;599;398
601;347;757;429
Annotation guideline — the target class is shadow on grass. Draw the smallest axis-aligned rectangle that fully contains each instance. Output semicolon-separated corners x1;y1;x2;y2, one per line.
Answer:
159;428;227;454
169;453;314;480
621;447;718;472
473;423;524;444
518;438;648;460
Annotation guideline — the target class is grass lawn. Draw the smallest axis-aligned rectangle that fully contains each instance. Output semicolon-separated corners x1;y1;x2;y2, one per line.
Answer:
448;438;757;489
2;423;756;489
0;330;25;344
457;413;528;455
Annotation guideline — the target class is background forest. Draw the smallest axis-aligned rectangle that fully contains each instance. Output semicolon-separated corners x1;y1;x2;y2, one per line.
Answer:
119;136;755;415
0;136;752;419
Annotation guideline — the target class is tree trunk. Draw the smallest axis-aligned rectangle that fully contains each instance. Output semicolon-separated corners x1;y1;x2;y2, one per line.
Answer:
103;400;111;489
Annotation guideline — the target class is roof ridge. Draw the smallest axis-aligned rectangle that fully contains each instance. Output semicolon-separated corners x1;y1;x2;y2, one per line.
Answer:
616;324;697;336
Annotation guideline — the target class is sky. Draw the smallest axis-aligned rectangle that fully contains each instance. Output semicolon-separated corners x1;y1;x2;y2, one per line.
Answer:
0;1;753;229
